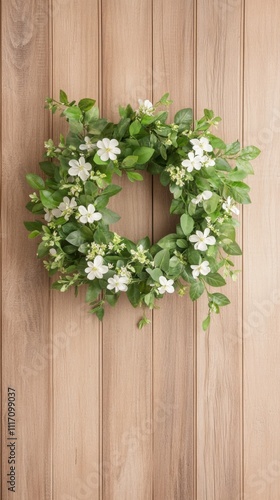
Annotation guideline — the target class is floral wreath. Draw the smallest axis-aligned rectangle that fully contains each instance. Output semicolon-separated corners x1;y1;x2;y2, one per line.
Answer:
25;91;260;329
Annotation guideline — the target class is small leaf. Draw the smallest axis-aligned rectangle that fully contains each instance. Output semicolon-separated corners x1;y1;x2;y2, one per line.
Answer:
174;108;193;128
133;147;155;165
24;221;43;231
211;293;230;306
59;90;68;105
129;120;142;136
78;98;96;112
180;213;194;236
127;172;144;182
40;190;58;209
86;282;102;302
63;106;83;122
26;173;45;190
238;145;261;161
100;208;121;225
96;307;105;321
122;156;139;168
157;234;178;250
204;273;226;287
154;249;170;273
202;315;211;331
223;241;242;255
146;267;162;282
190;281;204;301
65;230;86;247
127;283;141;307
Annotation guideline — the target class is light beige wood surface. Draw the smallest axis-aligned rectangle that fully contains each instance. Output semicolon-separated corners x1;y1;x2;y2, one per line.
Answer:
152;1;196;498
1;1;280;499
1;1;51;499
196;2;243;499
101;1;153;498
52;3;101;500
244;1;280;499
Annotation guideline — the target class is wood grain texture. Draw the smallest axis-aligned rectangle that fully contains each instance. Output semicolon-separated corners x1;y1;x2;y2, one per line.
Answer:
1;1;51;498
52;2;101;499
101;1;153;498
152;1;195;498
243;1;280;498
196;1;243;499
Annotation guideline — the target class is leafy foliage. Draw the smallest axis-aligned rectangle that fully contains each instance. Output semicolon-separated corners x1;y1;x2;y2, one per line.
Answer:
25;91;260;329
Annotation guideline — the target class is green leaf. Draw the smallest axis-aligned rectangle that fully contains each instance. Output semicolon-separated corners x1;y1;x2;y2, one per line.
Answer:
225;140;240;156
40;161;56;176
202;193;220;214
146;267;162;282
37;241;49;258
105;293;119;306
101;184;122;197
84;180;99;197
122;155;139;168
63;106;83;122
127;283;141;307
40;190;58;209
174;108;193;128
214;158;232;172
65;230;86;247
204;273;226;287
129;120;142;136
190;281;205;301
24;221;43;232
238;145;261;161
96;307;105;321
59;90;68;105
157;234;178;250
26;173;45;190
236;158;254;174
176;238;188;249
133;147;155;165
230;182;251;204
78;98;96;112
180;213;194;236
100;208;121;225
202;315;211;331
127;171;143;182
154;249;170;273
210;292;230;306
28;230;41;239
222;241;242;255
86;281;102;302
93;152;108;165
208;134;226;150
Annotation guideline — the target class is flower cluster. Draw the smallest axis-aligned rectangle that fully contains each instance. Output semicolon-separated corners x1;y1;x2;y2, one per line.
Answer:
26;91;260;329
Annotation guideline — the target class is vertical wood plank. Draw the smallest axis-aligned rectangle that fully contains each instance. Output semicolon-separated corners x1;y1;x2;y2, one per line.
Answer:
1;1;51;498
51;2;101;499
152;1;196;498
244;2;280;498
196;1;243;499
101;1;153;498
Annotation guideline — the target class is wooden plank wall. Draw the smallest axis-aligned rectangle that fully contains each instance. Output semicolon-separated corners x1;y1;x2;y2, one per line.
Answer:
1;1;279;499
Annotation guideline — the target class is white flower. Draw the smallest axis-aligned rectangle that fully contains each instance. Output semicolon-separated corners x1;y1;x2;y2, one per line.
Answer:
189;228;216;251
190;137;213;156
191;261;211;279
68;157;92;181
191;190;213;205
137;99;154;116
107;274;129;292
79;136;96;152
85;255;109;280
78;204;102;224
158;276;175;294
97;138;121;161
52;196;77;220
49;248;57;256
44;208;53;222
181;152;203;172
201;155;215;168
222;196;240;215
